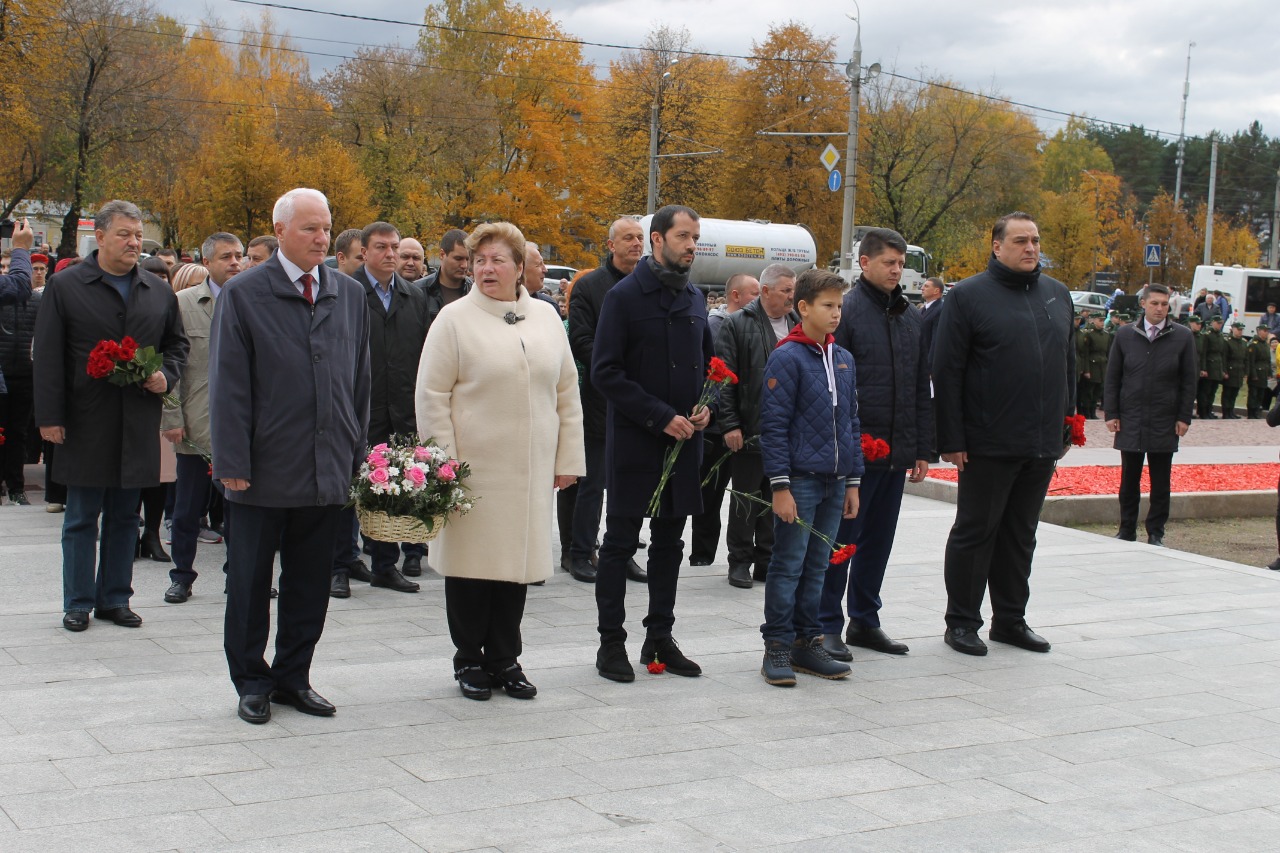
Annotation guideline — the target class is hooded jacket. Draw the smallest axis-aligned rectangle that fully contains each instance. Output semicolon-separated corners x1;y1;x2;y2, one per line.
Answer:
931;255;1075;458
760;326;864;491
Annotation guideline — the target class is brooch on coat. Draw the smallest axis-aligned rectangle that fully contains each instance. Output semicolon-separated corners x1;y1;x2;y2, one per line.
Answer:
503;312;525;325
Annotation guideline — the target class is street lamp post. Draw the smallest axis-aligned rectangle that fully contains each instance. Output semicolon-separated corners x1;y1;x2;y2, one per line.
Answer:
838;1;879;279
646;59;678;215
1173;41;1195;207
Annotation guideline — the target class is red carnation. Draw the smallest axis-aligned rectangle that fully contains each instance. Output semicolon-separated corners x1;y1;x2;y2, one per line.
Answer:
647;660;666;674
707;356;738;385
119;336;138;361
860;434;890;462
1064;414;1086;447
86;347;116;379
830;543;858;565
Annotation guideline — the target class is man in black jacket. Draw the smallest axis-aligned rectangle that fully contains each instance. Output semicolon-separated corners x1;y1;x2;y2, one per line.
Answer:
415;229;472;327
1103;284;1196;547
715;264;798;588
932;212;1074;657
331;221;428;598
567;217;647;584
0;226;37;505
820;229;931;660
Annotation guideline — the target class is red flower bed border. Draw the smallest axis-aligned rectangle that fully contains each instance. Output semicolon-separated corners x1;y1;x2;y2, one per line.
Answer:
927;463;1280;496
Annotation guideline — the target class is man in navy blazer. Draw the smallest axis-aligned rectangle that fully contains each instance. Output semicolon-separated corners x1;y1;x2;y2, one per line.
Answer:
210;188;371;724
590;205;714;683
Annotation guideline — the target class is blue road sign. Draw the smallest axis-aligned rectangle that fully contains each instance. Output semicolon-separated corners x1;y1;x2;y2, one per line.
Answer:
828;169;842;192
1145;243;1162;267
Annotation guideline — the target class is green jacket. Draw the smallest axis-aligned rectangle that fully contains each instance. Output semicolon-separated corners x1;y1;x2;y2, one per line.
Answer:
1200;329;1227;379
1223;334;1248;388
1084;327;1111;378
1246;337;1271;385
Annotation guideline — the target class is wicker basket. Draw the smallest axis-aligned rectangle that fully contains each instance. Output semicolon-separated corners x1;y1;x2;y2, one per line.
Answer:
356;507;445;543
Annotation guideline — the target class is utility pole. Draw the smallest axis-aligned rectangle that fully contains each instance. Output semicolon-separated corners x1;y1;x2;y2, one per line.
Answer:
1203;134;1218;266
646;60;677;215
1272;169;1280;269
1173;42;1194;206
838;18;862;279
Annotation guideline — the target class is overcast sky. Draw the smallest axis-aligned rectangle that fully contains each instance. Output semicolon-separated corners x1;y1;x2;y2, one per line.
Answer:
172;0;1279;142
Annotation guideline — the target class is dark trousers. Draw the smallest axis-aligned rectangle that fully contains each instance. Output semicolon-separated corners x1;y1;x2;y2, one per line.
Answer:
726;450;773;573
1119;451;1172;539
1248;383;1268;414
557;482;577;556
224;502;340;696
0;374;33;492
1196;378;1219;417
445;576;528;672
1075;378;1091;417
819;467;906;634
1221;384;1241;416
62;485;140;613
170;452;214;585
689;435;730;562
43;441;66;504
570;433;606;560
943;456;1055;631
1078;380;1099;417
596;514;685;644
365;536;424;576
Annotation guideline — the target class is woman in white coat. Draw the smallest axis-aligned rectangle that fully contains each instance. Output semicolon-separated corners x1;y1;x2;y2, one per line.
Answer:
416;222;585;701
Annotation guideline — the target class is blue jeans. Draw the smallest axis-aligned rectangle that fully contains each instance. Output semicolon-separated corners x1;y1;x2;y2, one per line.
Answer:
761;475;845;645
62;485;141;613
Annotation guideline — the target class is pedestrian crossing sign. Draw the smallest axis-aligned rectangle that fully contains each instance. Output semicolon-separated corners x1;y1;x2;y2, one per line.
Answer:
1144;244;1161;267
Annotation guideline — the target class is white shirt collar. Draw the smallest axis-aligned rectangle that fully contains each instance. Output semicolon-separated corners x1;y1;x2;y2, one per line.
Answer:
276;252;320;287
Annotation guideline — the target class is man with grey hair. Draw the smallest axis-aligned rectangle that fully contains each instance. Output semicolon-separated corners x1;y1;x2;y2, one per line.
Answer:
523;241;561;313
715;263;798;588
34;200;189;632
211;187;370;724
161;232;242;604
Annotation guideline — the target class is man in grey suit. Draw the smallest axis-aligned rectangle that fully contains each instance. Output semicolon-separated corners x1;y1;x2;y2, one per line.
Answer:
210;188;371;724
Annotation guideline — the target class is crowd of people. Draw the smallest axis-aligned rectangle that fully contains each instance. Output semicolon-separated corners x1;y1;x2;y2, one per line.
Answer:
6;191;1239;724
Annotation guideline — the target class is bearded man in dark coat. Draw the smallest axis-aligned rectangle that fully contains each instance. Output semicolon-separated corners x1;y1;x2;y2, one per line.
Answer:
590;205;714;683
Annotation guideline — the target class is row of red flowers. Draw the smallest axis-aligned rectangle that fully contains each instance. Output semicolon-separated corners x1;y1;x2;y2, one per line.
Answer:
928;463;1280;496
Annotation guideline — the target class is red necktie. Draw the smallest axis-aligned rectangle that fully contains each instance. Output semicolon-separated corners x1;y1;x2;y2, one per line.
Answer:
300;272;314;305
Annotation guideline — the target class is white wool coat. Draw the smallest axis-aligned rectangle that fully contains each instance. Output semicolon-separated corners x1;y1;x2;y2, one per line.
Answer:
415;285;585;583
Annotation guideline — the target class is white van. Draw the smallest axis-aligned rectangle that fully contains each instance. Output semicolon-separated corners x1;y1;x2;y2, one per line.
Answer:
1188;265;1280;325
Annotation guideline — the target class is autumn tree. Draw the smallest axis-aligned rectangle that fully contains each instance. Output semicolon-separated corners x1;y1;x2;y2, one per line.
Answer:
716;22;845;257
0;0;66;217
1037;171;1123;290
1040;117;1114;194
859;74;1042;273
603;25;735;218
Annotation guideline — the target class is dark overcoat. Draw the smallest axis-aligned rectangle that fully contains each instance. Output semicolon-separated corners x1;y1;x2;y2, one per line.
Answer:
209;255;370;508
351;267;431;442
32;251;188;488
591;259;714;518
568;256;627;439
1103;319;1196;453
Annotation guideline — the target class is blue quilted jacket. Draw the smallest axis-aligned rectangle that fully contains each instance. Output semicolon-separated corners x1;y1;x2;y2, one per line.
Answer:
760;331;864;491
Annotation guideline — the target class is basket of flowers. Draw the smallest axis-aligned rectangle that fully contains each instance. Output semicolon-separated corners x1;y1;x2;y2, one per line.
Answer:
351;435;475;542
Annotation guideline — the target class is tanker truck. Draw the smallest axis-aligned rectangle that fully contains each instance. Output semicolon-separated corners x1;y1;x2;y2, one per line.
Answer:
638;215;818;291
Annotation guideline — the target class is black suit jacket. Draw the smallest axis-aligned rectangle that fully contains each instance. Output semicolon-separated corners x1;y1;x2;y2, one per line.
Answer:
352;268;431;441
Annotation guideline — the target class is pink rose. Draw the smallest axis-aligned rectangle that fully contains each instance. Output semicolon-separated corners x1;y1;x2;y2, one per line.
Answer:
438;463;456;482
414;447;431;461
369;468;390;485
372;443;389;453
367;452;389;468
407;466;426;486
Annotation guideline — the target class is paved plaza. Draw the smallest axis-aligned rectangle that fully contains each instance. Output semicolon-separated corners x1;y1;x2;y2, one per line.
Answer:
3;488;1280;851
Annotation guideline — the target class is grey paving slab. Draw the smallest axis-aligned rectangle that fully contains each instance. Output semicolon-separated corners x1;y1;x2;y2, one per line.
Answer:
4;492;1280;851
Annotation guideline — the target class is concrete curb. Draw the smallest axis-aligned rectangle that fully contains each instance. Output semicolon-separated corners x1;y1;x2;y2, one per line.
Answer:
905;477;1277;525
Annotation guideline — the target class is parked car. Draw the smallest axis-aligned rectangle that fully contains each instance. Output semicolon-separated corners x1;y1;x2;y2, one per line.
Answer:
1071;291;1109;312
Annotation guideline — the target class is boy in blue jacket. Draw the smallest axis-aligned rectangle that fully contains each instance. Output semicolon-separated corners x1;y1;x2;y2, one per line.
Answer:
758;269;864;686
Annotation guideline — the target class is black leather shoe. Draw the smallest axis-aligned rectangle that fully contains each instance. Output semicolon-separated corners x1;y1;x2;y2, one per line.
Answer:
641;636;701;677
489;663;537;699
728;565;753;589
270;687;336;716
345;559;374;583
846;623;909;655
62;611;89;632
1268;556;1280;571
1114;531;1137;542
164;582;192;603
1147;535;1165;547
329;574;350;599
989;621;1051;653
370;569;420;593
626;558;648;583
94;607;142;627
401;555;422;577
596;640;635;682
568;556;597;583
944;627;988;656
455;666;492;700
270;587;278;599
238;694;271;724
